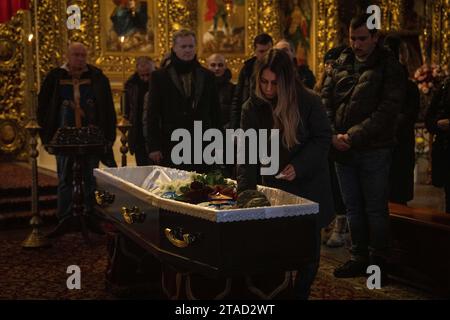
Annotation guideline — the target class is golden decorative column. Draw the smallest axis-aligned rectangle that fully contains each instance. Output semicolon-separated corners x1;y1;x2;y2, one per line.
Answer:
257;0;280;38
442;0;450;67
316;0;339;76
380;0;402;31
168;0;197;43
431;0;450;67
0;11;28;161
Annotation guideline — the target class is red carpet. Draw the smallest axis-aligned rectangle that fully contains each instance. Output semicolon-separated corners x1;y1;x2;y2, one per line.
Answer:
0;230;434;300
0;162;58;227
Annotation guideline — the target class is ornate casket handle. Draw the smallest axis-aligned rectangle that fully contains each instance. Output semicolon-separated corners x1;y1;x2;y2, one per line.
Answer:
164;227;199;248
121;206;146;224
95;190;115;206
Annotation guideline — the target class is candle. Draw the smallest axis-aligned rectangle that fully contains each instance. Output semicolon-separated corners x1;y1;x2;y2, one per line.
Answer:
27;33;36;119
120;36;126;116
120;36;125;85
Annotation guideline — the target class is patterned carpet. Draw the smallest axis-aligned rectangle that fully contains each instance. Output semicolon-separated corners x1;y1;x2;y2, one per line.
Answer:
0;162;57;193
0;228;435;300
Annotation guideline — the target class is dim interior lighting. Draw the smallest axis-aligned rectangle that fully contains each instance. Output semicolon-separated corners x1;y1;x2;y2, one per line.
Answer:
120;36;125;43
28;33;33;42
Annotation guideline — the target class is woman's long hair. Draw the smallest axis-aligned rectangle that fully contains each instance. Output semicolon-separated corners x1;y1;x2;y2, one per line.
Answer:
255;48;301;150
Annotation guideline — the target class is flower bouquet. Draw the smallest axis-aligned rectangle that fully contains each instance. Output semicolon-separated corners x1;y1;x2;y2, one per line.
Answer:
154;170;237;208
413;64;449;95
413;64;449;121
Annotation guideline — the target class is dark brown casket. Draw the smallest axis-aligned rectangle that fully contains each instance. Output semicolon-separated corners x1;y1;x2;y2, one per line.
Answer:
94;166;319;299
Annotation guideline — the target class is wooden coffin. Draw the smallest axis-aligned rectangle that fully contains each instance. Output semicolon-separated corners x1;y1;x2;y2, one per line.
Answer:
94;166;319;278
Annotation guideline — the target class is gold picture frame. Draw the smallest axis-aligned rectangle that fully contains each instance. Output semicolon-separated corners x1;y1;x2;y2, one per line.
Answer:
197;0;248;58
100;0;157;56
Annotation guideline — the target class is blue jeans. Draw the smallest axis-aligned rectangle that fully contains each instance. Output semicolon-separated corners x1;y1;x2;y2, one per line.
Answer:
56;155;100;220
335;148;392;260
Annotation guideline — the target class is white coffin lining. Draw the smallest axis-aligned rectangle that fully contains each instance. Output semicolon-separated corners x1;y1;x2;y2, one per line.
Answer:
94;168;318;223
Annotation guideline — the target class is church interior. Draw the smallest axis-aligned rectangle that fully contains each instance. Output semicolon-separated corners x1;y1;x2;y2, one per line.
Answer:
1;0;450;301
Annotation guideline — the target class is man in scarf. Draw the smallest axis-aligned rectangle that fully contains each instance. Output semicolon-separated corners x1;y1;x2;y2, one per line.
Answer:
146;29;221;173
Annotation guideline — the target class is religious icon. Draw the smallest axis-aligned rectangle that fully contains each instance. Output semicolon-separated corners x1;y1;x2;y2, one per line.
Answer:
199;0;246;56
101;0;155;54
281;0;312;65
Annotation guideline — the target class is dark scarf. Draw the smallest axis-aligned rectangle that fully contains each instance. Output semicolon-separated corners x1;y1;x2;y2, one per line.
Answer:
170;50;200;74
215;68;232;87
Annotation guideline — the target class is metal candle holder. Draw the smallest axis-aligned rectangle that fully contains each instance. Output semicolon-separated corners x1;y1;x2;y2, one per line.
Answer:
22;91;50;248
117;35;131;167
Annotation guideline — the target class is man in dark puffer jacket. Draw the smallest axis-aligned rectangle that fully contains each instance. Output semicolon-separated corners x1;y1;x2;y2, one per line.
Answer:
321;14;405;284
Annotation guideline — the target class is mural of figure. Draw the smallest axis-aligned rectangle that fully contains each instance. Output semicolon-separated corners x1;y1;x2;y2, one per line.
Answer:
110;0;148;37
205;0;231;35
284;0;312;65
202;0;246;54
205;0;232;34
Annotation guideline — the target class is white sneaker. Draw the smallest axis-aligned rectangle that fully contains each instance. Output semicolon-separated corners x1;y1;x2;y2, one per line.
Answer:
326;215;347;248
326;231;345;247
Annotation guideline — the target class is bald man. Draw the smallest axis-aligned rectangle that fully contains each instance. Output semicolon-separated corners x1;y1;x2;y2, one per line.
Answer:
38;42;117;233
274;39;316;89
206;54;235;129
124;56;155;165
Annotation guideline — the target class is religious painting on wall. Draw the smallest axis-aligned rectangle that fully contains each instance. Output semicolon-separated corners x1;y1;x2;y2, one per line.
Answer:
280;0;313;66
198;0;247;57
100;0;156;54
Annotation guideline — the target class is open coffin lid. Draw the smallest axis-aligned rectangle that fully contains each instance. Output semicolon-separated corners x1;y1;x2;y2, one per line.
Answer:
94;165;318;223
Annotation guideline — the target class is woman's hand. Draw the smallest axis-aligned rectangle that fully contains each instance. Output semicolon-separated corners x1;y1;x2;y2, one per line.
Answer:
279;164;296;181
149;151;163;164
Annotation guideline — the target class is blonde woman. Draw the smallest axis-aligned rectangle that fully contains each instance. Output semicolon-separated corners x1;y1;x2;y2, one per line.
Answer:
237;49;334;299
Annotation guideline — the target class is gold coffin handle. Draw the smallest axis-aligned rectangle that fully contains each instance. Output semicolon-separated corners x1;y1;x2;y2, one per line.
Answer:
95;190;115;206
164;228;197;248
121;206;146;224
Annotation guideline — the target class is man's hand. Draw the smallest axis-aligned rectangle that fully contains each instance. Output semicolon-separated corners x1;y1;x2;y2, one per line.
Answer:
149;151;163;164
437;119;450;131
278;164;296;181
332;134;351;151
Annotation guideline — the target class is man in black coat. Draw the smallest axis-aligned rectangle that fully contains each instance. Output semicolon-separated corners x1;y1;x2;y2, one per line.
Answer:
426;76;450;213
321;14;405;282
206;53;236;177
124;56;155;166
206;53;235;129
37;42;117;223
384;35;420;205
146;29;221;173
230;33;273;129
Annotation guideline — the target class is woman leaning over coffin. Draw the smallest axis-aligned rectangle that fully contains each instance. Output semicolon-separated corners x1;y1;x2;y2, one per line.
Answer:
237;48;335;299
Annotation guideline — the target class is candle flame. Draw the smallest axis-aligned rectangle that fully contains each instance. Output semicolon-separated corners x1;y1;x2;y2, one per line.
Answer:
28;34;34;42
120;36;125;43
